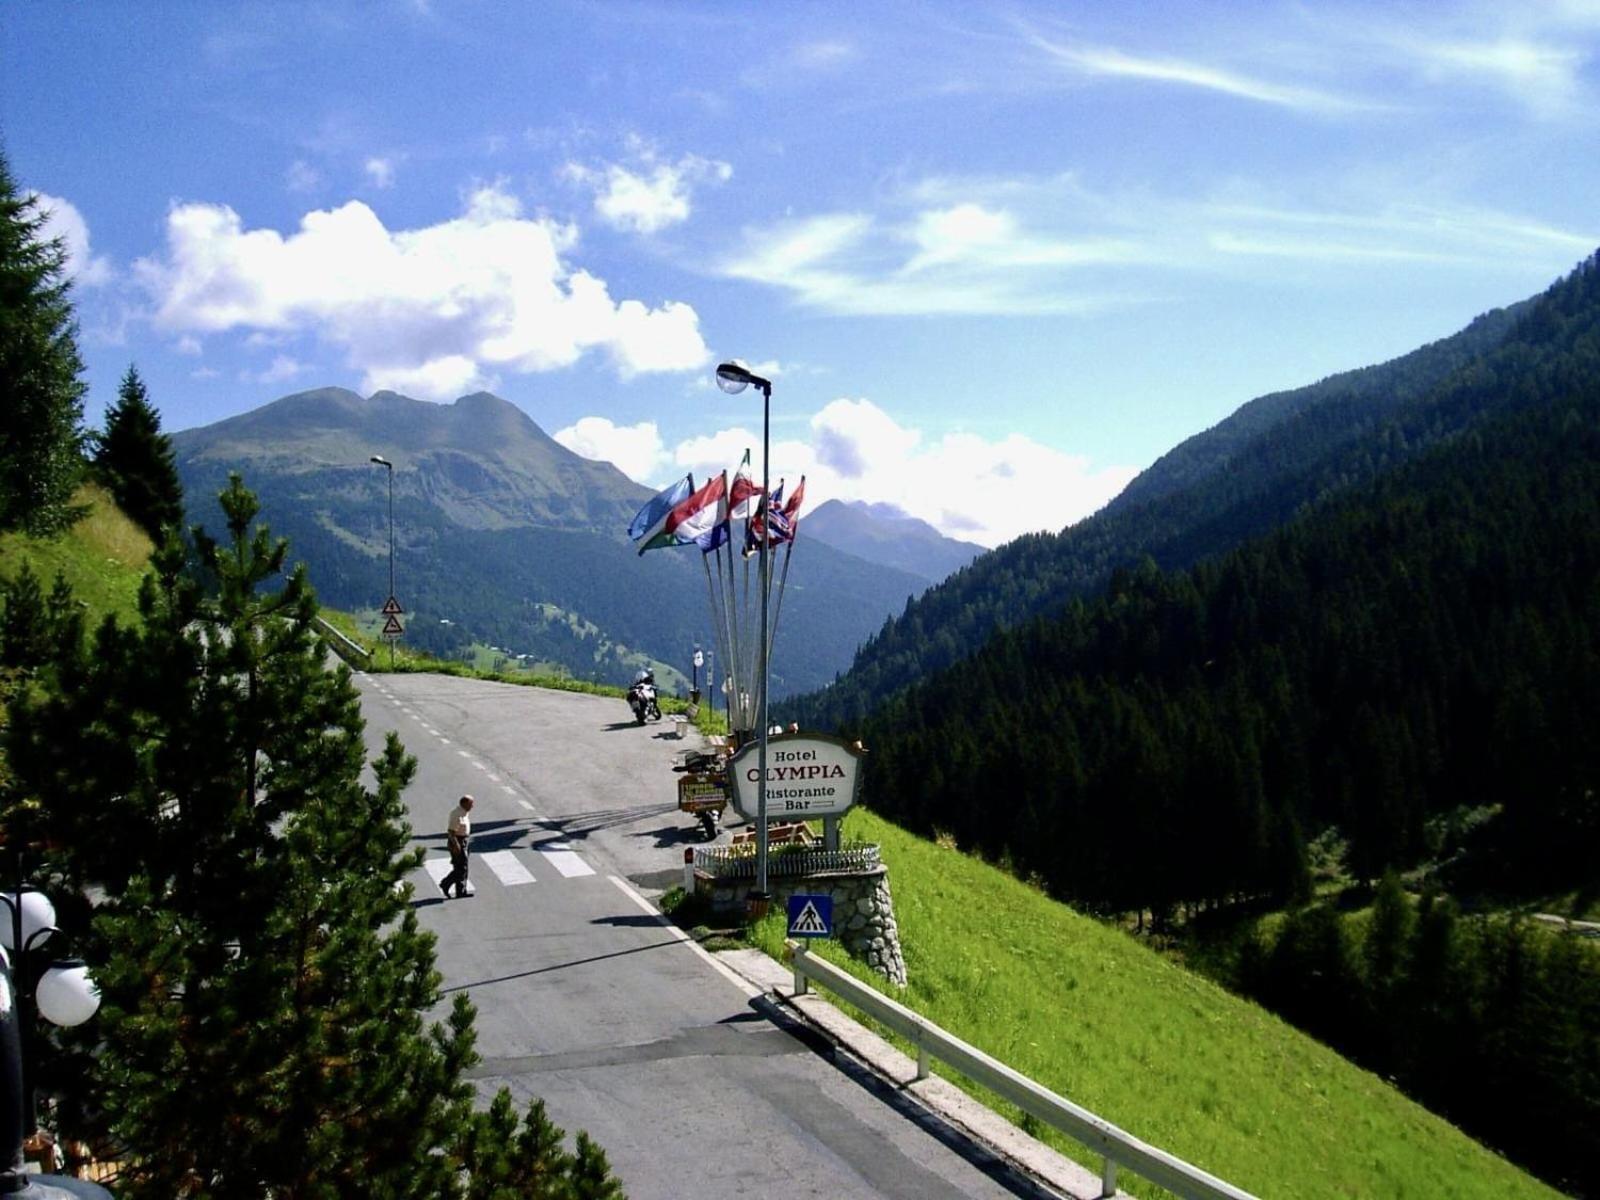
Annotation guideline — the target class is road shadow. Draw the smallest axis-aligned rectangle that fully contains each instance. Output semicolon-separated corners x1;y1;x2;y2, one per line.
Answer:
634;820;706;849
601;720;644;732
589;913;667;929
537;801;677;841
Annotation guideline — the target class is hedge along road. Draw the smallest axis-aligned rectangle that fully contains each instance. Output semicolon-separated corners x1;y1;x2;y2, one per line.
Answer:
354;670;1055;1200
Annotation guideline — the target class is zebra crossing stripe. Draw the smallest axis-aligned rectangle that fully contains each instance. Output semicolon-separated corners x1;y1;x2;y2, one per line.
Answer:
539;842;595;879
480;850;535;886
422;857;452;892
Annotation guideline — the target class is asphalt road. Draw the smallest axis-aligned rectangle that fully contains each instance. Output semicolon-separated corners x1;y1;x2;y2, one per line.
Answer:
354;670;1056;1200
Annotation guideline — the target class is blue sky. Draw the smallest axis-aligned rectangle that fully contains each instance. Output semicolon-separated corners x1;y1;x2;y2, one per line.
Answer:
4;2;1597;546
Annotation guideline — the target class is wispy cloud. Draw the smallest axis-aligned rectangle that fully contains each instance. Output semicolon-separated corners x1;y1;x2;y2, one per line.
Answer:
721;205;1145;317
1027;32;1367;114
364;156;397;189
285;159;321;194
717;160;1598;319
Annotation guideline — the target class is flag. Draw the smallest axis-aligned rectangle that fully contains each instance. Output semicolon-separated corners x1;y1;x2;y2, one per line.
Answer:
629;474;693;545
675;472;728;550
638;472;727;556
774;475;806;544
699;472;732;553
744;480;783;557
729;450;762;520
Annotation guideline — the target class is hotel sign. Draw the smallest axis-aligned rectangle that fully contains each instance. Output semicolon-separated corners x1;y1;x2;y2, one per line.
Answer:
727;732;864;821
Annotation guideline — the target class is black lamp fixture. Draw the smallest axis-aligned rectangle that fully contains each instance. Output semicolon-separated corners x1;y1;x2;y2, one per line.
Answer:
0;882;109;1197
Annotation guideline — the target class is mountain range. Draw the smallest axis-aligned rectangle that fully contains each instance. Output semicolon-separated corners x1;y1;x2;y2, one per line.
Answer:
170;389;943;698
803;499;984;587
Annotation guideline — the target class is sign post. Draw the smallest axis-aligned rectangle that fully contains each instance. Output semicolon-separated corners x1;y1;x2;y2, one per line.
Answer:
380;596;404;667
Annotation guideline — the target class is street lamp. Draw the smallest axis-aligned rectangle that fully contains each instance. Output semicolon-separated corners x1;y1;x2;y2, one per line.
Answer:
0;875;103;1193
715;360;774;910
370;455;395;668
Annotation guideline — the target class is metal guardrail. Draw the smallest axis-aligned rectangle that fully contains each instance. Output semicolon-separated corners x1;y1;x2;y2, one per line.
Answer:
313;615;372;663
785;939;1259;1200
695;843;881;880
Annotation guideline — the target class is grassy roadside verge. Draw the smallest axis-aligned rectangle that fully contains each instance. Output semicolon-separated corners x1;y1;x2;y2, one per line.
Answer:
316;610;728;735
739;808;1562;1200
0;482;152;629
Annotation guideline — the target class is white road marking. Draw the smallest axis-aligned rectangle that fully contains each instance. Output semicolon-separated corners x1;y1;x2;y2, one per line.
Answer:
539;842;595;879
609;876;759;999
481;850;536;887
516;798;536;811
485;772;500;783
439;737;451;745
422;726;438;736
457;749;471;759
423;857;452;892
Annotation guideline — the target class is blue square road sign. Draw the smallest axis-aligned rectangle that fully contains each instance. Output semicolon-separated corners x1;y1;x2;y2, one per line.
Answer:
786;893;833;938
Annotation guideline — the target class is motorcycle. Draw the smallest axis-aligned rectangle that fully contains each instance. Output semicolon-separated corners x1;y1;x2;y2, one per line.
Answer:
627;679;661;724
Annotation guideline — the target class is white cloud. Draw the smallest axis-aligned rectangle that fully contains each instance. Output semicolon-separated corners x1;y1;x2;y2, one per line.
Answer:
562;150;732;234
134;185;711;400
29;192;112;286
175;335;203;355
553;416;667;480
653;398;1137;547
364;156;396;188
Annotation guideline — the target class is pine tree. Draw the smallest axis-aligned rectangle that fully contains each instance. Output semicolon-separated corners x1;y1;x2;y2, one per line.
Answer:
0;150;86;534
92;364;183;542
4;474;623;1197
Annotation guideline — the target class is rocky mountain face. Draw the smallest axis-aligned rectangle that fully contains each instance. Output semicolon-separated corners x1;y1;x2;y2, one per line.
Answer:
172;388;927;699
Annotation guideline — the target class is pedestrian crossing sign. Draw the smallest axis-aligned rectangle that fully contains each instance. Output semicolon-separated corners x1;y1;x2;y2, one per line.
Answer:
786;893;833;939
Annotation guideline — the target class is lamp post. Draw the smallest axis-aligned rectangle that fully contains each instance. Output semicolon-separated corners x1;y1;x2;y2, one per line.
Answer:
715;360;774;910
370;455;395;668
0;858;105;1195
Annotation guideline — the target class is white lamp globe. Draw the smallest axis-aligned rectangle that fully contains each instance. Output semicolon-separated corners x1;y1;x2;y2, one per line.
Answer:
715;360;752;395
36;960;100;1028
0;889;57;953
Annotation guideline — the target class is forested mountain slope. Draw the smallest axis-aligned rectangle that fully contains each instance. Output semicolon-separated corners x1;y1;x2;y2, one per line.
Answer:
783;267;1557;731
852;250;1600;916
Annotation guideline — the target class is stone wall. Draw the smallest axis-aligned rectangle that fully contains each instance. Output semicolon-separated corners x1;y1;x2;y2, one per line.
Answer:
698;864;907;987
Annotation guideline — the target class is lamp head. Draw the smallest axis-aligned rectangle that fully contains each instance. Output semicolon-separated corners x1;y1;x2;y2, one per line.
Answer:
370;455;391;467
0;889;56;953
36;960;100;1027
715;360;771;396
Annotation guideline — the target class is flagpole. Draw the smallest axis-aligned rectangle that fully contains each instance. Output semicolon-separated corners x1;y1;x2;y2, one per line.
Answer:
768;476;804;664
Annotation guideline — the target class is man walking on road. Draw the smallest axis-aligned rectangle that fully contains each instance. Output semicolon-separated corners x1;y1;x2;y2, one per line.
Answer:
441;794;475;898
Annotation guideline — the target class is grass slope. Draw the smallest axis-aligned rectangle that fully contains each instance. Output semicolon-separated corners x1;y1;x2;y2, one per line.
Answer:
754;807;1561;1200
0;482;152;627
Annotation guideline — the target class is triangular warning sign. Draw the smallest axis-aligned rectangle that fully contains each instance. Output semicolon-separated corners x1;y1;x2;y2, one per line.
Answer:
381;596;404;615
790;900;828;935
382;614;404;637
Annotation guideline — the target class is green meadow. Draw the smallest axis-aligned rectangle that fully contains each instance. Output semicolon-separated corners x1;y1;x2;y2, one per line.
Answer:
751;807;1562;1200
